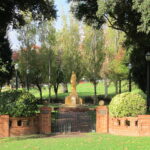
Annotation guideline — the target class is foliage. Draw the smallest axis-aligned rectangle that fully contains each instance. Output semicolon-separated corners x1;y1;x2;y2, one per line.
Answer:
83;25;104;82
82;25;104;103
68;0;150;93
0;90;38;117
56;15;85;84
0;0;56;90
17;20;56;100
109;92;146;117
131;89;146;100
0;39;13;89
132;0;150;34
108;47;129;81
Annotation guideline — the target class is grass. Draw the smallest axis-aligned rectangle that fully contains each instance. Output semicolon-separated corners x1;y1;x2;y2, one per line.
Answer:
29;80;137;99
1;133;150;150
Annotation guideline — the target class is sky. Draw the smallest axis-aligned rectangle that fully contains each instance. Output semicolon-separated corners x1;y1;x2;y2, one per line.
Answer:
10;0;70;50
54;0;70;30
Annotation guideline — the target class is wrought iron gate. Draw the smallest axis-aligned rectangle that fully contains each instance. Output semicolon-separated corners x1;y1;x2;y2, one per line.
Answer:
52;110;96;133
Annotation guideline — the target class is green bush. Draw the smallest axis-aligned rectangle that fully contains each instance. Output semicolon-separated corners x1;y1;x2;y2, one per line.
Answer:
131;89;146;99
0;90;38;117
109;92;147;117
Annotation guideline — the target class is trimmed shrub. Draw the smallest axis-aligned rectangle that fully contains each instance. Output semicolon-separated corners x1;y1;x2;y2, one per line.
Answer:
131;89;146;99
109;92;146;117
0;90;38;117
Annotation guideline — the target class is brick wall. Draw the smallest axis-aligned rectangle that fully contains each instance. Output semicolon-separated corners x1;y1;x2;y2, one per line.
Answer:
109;117;139;136
138;115;150;136
0;106;52;137
96;106;150;136
9;116;39;137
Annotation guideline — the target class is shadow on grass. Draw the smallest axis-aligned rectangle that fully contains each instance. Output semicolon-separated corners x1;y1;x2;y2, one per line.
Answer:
1;133;87;143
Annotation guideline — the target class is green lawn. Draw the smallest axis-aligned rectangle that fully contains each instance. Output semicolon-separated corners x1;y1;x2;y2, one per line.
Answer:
1;133;150;150
29;80;137;99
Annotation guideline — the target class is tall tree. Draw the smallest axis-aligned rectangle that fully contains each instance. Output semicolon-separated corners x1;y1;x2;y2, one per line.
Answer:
56;15;85;90
82;25;104;104
68;0;150;93
101;25;128;95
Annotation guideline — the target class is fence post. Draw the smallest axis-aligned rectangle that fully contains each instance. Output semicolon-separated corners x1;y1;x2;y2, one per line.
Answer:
96;106;109;133
39;106;51;134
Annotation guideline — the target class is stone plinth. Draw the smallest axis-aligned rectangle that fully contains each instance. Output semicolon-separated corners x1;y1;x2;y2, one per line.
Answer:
65;92;84;106
64;72;84;107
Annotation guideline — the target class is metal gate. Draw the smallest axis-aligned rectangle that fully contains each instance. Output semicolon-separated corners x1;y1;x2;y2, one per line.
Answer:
52;110;96;133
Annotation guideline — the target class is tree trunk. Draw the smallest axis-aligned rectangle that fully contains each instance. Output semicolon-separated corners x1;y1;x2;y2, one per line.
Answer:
104;79;108;97
119;80;121;94
115;80;118;94
54;84;59;99
48;84;51;103
0;84;2;93
62;83;68;93
36;84;43;101
93;82;97;104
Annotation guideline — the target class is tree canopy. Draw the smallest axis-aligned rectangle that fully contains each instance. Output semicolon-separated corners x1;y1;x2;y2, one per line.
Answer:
0;0;56;86
68;0;150;92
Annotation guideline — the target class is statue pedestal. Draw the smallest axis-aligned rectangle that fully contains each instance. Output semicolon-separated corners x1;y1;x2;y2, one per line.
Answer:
64;92;84;106
64;72;84;107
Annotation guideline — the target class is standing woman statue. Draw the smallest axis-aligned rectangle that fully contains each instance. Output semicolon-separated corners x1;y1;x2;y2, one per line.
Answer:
70;71;77;93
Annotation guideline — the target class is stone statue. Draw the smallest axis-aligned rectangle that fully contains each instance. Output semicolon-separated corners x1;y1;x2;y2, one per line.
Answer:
70;71;77;93
64;72;84;106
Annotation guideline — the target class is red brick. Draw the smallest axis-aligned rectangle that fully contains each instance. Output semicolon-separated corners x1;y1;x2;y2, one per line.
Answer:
96;106;109;133
39;106;51;134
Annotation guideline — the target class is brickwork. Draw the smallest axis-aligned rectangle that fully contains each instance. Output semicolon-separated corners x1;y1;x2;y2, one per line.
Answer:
96;106;109;133
9;116;39;137
0;106;51;137
138;115;150;136
109;117;139;136
96;106;150;136
2;106;150;137
0;115;9;137
39;106;51;134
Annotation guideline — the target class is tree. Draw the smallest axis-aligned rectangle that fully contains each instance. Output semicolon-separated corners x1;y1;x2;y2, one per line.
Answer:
38;20;65;99
82;25;104;104
17;20;56;100
0;59;9;92
101;25;128;95
108;46;129;94
56;15;85;91
0;0;56;88
68;0;150;93
0;34;13;90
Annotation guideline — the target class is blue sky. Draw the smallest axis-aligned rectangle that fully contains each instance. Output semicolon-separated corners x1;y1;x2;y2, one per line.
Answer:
54;0;70;30
10;0;70;50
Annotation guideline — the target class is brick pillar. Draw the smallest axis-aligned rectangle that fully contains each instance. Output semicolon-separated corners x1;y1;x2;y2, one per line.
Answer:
39;106;51;134
96;106;109;133
0;115;10;137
